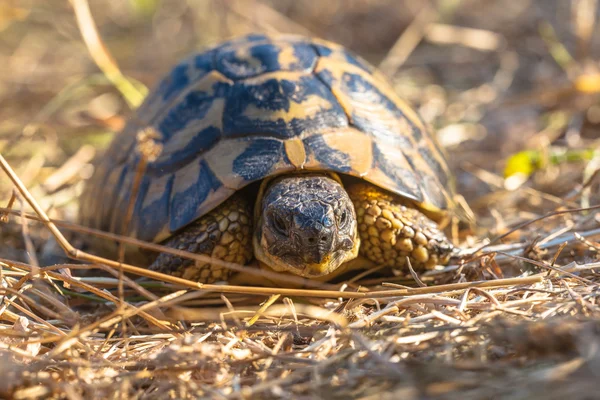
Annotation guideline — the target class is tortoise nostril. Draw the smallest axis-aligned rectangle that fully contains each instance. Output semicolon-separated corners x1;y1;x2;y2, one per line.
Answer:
307;235;329;244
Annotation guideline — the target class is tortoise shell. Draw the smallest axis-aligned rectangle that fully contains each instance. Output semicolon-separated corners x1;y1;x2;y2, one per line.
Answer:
80;34;455;244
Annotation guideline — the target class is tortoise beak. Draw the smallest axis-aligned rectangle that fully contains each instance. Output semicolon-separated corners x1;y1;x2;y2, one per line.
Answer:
305;257;333;275
301;240;334;265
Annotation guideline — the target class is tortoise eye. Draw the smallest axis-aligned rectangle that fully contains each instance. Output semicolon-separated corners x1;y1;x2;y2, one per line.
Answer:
272;214;288;236
339;209;348;228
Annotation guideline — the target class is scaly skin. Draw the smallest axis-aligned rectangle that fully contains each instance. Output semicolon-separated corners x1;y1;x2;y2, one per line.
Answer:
149;193;253;283
347;183;453;270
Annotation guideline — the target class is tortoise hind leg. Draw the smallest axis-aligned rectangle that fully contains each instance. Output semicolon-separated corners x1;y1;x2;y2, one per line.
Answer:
347;183;453;271
149;193;253;283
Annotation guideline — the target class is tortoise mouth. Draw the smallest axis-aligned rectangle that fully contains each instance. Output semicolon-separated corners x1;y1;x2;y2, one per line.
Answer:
253;236;359;278
299;248;356;277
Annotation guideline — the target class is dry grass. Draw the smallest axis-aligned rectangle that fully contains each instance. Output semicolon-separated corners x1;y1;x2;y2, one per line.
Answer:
2;0;600;398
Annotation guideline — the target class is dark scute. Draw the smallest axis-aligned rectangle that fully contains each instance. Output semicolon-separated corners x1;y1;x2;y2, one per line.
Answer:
317;68;414;147
342;72;384;102
372;143;423;202
158;64;189;102
217;42;280;79
409;119;423;142
223;75;347;139
229;78;295;113
342;72;423;142
147;126;221;175
353;114;414;149
343;50;373;73
158;89;218;140
210;81;230;97
419;147;448;188
133;174;174;241
194;51;214;70
303;135;351;172
216;41;318;80
315;68;334;86
242;33;269;42
169;160;222;232
147;80;230;175
157;50;215;102
313;42;372;73
232;138;283;181
312;43;333;57
291;42;319;71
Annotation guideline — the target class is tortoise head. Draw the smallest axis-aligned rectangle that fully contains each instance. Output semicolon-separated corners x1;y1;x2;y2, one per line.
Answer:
253;174;359;278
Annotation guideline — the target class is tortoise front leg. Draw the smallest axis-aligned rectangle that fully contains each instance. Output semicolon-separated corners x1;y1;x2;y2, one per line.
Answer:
347;183;453;271
149;193;253;283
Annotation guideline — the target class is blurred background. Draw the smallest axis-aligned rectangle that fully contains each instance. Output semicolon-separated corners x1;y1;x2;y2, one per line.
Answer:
2;0;600;262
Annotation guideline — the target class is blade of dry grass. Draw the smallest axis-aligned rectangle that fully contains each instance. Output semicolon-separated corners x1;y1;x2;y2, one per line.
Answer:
69;0;146;107
379;2;438;76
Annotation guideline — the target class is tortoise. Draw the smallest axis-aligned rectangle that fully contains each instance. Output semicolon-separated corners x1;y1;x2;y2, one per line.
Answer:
80;34;457;283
